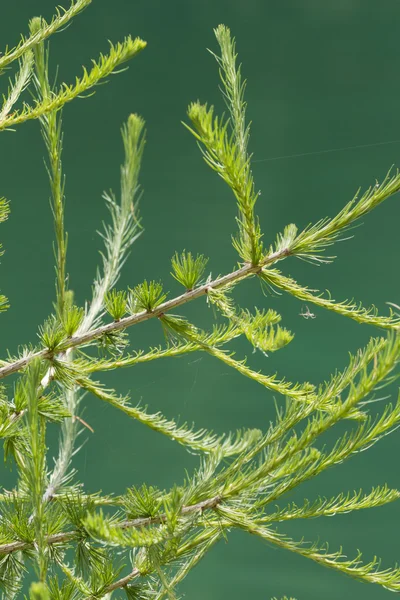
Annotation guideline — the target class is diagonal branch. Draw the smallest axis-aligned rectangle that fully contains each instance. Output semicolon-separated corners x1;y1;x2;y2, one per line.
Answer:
0;0;92;71
0;495;222;557
0;253;277;380
0;240;398;381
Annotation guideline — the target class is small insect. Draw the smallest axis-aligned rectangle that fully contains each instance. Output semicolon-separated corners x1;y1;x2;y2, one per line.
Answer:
299;305;316;320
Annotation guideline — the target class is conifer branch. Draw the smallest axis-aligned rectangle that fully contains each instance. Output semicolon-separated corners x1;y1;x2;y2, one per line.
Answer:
264;486;400;523
219;513;400;592
0;14;399;596
262;268;400;330
0;0;92;72
45;115;145;502
31;21;68;319
78;323;240;374
21;361;48;581
0;241;397;381
0;495;223;557
77;377;262;456
220;334;400;499
80;114;145;333
0;248;286;380
0;51;34;121
0;36;146;132
153;532;221;600
273;170;400;264
200;344;314;401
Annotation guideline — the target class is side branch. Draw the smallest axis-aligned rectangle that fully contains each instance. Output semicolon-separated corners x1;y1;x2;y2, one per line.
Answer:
0;0;92;71
0;258;267;379
0;242;397;380
0;495;222;557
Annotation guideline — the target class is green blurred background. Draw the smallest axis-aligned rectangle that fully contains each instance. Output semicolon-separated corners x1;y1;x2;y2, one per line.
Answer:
1;1;400;598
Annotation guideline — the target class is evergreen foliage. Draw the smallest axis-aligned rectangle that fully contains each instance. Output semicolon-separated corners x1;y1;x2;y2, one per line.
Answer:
0;4;399;598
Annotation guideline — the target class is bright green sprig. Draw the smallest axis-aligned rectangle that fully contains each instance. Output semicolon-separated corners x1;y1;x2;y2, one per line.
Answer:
160;313;309;399
82;114;145;332
31;19;68;320
236;308;293;353
265;485;400;523
0;51;34;121
22;361;48;581
204;344;314;401
61;303;85;337
268;171;400;264
186;102;263;265
188;25;263;265
256;525;400;592
0;197;11;313
104;290;128;321
0;0;92;72
171;251;208;290
0;36;147;132
78;377;262;457
130;280;167;312
213;24;263;265
211;506;400;592
38;316;67;352
207;287;293;353
78;323;239;375
262;268;400;330
293;171;400;263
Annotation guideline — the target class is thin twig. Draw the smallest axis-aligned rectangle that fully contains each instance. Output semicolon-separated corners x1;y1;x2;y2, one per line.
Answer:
0;495;223;557
0;248;288;380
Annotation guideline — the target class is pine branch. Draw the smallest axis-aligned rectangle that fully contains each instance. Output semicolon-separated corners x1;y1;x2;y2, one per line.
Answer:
201;344;314;401
272;170;400;264
264;485;400;523
210;25;263;264
186;101;263;265
0;36;146;131
262;268;400;330
251;523;400;592
45;115;145;504
0;238;397;382
0;51;33;121
21;361;48;581
152;532;221;600
80;114;145;333
77;378;261;456
208;505;400;592
0;16;400;597
0;247;286;379
78;323;240;374
0;495;223;557
221;334;400;499
31;20;67;319
0;0;92;71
